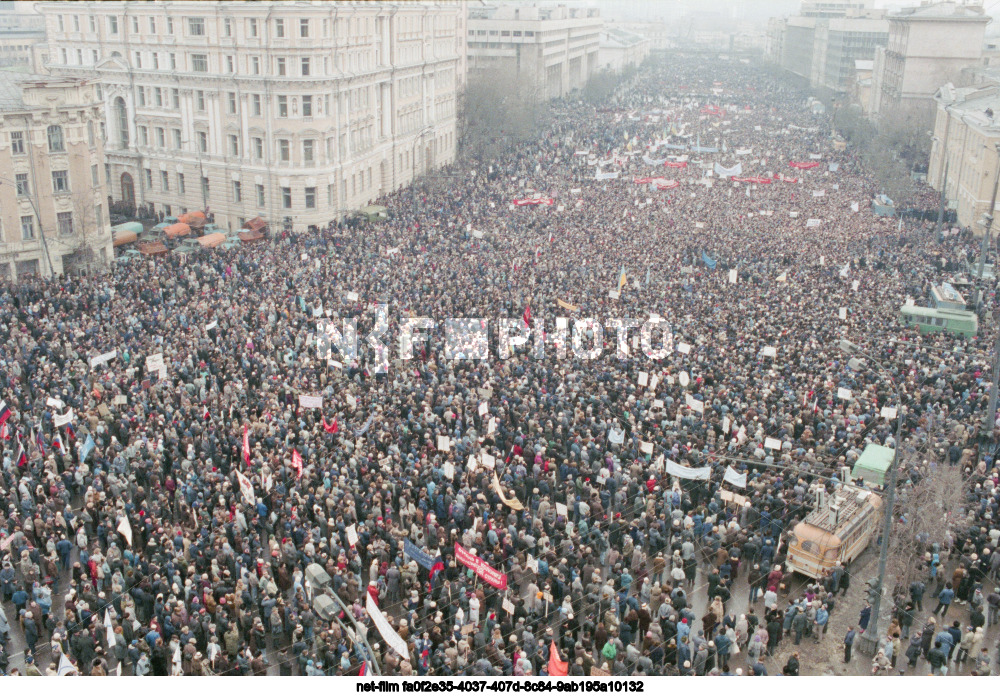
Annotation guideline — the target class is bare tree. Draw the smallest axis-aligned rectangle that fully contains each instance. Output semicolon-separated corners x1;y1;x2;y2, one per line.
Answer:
63;188;107;275
458;67;545;164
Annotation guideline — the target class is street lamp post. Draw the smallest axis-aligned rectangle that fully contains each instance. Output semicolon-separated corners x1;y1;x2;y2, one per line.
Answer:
838;339;903;656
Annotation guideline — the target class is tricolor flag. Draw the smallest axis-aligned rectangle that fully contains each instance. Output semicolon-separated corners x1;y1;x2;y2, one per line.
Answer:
292;449;303;479
15;437;27;468
618;265;627;292
358;661;368;677
53;432;64;453
522;305;531;328
242;425;251;467
34;427;45;455
65;422;76;441
203;405;211;421
0;399;9;426
0;421;8;441
322;416;339;434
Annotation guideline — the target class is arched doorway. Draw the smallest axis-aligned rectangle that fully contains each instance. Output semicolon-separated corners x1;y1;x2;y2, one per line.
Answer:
120;172;135;207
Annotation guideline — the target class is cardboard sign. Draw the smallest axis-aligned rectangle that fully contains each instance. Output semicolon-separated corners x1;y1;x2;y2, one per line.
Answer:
346;524;359;547
764;437;782;450
345;291;359;302
837;387;853;401
437;435;451;451
298;395;323;409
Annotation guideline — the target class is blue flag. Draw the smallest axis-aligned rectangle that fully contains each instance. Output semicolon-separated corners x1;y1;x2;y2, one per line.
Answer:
80;434;95;463
701;251;717;270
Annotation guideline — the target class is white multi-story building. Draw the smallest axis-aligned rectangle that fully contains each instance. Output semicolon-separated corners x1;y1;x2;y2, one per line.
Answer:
37;1;466;233
0;73;112;281
467;4;601;101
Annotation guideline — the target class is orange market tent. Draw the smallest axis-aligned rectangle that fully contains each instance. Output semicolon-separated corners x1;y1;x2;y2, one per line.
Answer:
178;211;207;231
112;229;138;247
164;222;191;239
197;232;226;249
136;241;168;256
246;216;267;232
239;230;266;244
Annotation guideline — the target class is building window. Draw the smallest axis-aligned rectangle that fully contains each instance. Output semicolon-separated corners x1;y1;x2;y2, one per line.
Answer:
229;134;240;156
278;95;288;117
167;17;173;33
57;14;64;31
197;131;207;152
302;95;312;117
256;183;265;206
173;128;182;149
89;16;96;32
327;183;334;205
303;139;314;163
188;18;205;36
47;125;64;152
201;176;209;198
172;88;180;109
139;126;148;145
152;52;159;70
196;90;205;111
108;16;118;34
91;163;98;185
15;173;29;196
228;92;237;114
178;173;185;194
131;16;139;33
276;57;286;75
160;171;169;191
278;139;289;162
252;93;261;116
282;186;291;208
145;168;152;188
226;55;234;73
192;54;208;72
252;136;263;158
52;170;69;192
154;87;162;107
305;186;315;208
20;215;34;240
137;87;146;107
87;121;94;146
233;180;242;202
249;18;258;37
155;127;164;147
301;57;310;76
133;51;142;68
57;212;73;236
252;56;260;74
224;18;232;37
300;18;309;37
10;131;23;155
149;17;156;33
275;18;284;38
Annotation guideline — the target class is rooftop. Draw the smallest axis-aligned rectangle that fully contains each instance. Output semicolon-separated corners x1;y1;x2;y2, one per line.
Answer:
0;72;88;112
890;1;988;21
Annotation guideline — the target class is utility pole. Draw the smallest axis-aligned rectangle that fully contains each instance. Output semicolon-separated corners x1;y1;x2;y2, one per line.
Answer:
975;144;1000;308
982;320;1000;463
936;106;952;243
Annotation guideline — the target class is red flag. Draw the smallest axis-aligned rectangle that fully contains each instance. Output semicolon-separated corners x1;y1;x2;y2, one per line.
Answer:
547;640;568;676
203;405;211;421
522;305;531;328
0;421;8;440
292;449;303;479
322;416;338;434
242;425;251;468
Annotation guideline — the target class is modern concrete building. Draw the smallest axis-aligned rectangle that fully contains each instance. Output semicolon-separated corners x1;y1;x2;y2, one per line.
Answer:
605;20;672;52
776;10;888;94
851;59;874;113
928;82;1000;229
0;73;112;281
869;2;989;120
36;1;466;233
597;27;650;73
466;3;601;100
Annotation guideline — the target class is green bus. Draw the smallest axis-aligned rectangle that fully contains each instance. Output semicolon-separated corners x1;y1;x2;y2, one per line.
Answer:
899;305;978;337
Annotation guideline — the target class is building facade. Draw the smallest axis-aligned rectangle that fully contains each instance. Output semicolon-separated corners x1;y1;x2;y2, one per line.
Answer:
467;4;601;101
0;74;112;281
37;1;466;233
598;27;650;73
928;83;1000;229
869;2;989;120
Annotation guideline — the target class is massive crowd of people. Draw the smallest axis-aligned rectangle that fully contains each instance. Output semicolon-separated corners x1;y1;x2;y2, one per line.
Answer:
0;54;998;677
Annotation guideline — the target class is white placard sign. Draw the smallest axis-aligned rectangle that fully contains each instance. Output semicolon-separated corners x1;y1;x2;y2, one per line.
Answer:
839;307;847;320
437;435;451;451
481;453;495;470
880;406;897;420
556;503;568;517
345;291;359;302
764;437;782;451
837;387;853;401
205;320;218;331
640;441;654;454
145;353;164;372
346;524;359;547
298;395;324;409
677;342;691;354
90;350;118;368
678;371;690;387
478;402;488;416
638;372;648;386
46;397;65;410
53;409;75;427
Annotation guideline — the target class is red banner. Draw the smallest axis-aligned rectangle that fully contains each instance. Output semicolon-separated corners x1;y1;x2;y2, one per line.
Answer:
732;177;772;184
656;181;680;190
634;177;679;189
700;106;724;116
788;161;820;170
512;198;554;206
776;174;799;183
454;542;507;590
663;161;688;169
